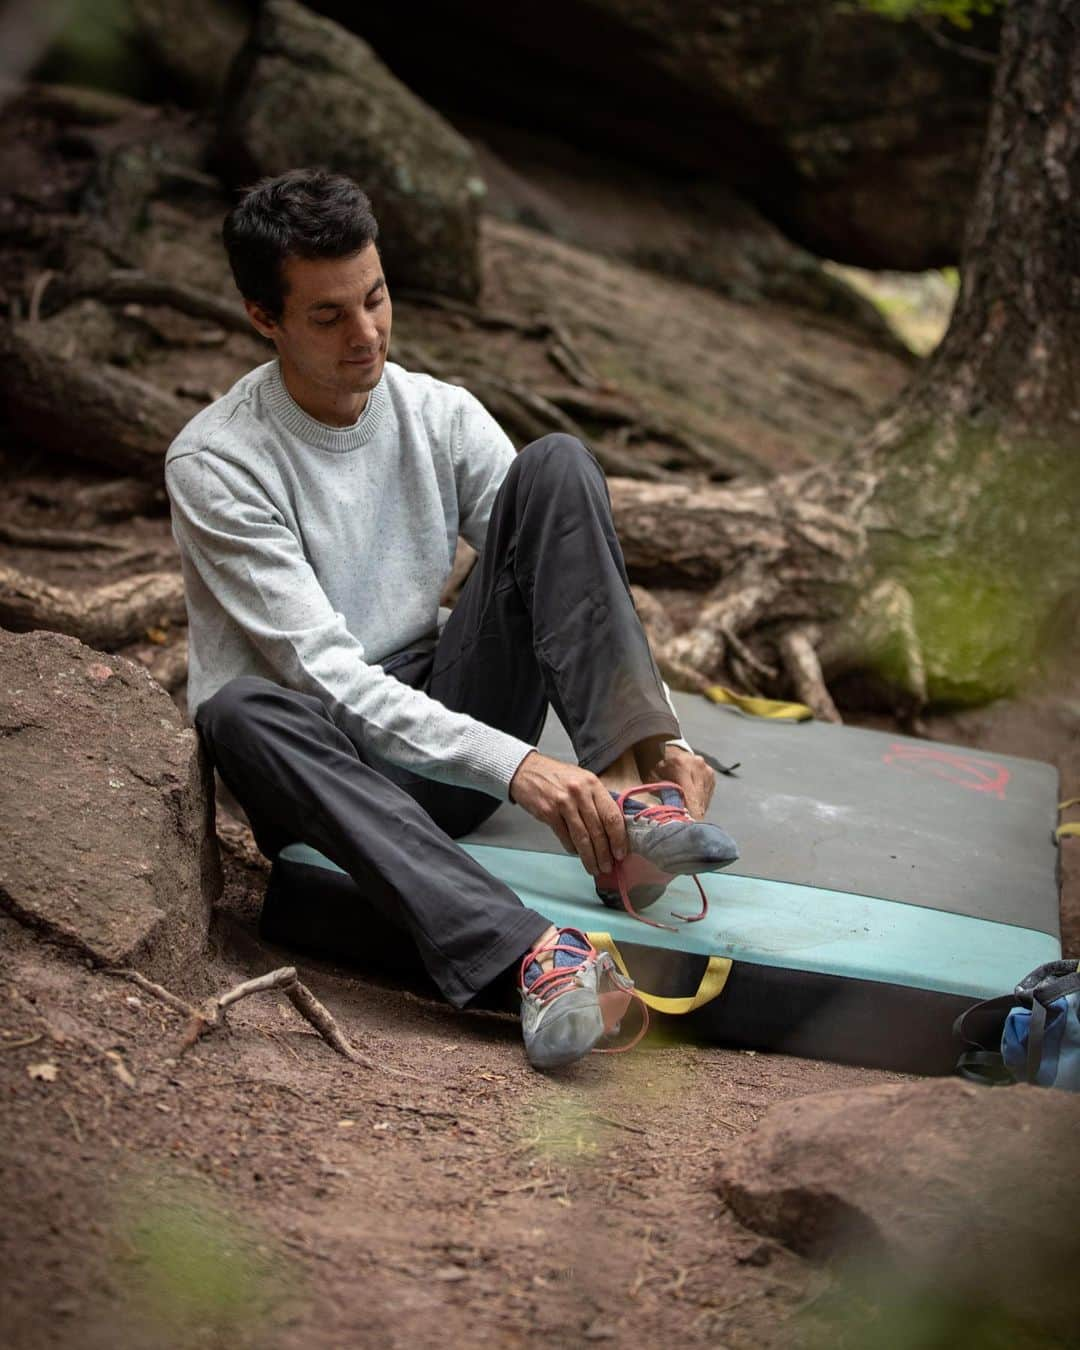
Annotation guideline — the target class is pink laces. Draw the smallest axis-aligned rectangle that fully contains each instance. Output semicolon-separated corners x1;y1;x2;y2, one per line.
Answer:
519;932;649;1054
606;781;709;932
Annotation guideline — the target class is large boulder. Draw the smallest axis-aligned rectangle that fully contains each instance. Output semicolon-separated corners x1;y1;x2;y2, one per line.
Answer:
318;0;996;269
470;129;907;351
716;1079;1080;1338
131;0;253;109
218;0;484;300
0;629;220;984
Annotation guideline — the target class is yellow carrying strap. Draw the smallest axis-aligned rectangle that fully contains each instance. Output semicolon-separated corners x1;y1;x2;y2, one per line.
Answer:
587;932;732;1015
704;684;813;723
1058;797;1080;842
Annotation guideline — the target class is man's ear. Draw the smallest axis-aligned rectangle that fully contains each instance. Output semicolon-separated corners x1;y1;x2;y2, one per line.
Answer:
243;298;278;340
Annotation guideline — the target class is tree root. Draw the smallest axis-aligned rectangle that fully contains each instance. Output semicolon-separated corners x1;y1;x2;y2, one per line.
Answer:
0;323;188;475
779;626;842;723
0;564;186;650
105;966;388;1072
0;522;139;552
89;269;251;333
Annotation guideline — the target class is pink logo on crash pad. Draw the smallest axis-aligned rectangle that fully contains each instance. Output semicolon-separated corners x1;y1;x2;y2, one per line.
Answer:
883;743;1010;799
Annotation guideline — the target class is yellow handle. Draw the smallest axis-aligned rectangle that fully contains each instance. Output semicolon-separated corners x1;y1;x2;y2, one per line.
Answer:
587;932;731;1015
1057;824;1080;841
704;684;813;723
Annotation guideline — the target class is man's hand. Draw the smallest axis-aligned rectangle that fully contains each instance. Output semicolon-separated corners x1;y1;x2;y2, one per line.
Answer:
509;751;628;876
653;744;715;820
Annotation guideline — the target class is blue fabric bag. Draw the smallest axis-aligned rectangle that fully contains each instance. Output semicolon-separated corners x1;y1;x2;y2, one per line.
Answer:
956;960;1080;1091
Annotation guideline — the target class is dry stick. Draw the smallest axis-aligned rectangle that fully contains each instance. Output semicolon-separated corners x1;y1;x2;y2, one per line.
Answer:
105;967;197;1017
107;965;384;1072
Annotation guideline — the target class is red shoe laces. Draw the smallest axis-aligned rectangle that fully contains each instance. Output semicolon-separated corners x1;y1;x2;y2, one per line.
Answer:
519;933;649;1054
610;781;709;931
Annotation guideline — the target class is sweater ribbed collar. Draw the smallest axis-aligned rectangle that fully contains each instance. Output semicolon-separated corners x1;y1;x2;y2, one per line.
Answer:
264;359;387;451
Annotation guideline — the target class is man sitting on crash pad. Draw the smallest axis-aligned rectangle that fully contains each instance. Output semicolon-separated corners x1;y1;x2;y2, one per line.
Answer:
165;168;738;1070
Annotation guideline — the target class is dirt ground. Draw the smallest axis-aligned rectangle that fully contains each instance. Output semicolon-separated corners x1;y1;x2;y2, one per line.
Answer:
0;890;896;1350
2;205;1076;1348
2;652;1076;1349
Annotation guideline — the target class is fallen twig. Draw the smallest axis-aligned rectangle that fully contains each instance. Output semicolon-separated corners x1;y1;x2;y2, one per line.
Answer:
105;968;194;1017
106;965;382;1071
591;1112;648;1136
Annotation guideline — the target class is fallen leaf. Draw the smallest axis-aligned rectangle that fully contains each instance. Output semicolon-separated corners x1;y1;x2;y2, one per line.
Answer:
145;627;168;645
27;1061;58;1082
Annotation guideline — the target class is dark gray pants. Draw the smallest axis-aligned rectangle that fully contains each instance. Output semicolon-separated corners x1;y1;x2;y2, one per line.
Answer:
195;435;679;1006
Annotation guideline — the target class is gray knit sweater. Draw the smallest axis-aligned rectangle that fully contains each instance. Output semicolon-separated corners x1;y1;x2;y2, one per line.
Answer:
165;358;537;800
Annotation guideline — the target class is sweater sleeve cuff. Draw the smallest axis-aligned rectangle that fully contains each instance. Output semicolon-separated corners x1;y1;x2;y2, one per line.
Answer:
459;725;538;801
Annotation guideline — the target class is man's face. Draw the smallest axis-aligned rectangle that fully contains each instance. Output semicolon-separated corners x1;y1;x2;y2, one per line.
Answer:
245;243;392;406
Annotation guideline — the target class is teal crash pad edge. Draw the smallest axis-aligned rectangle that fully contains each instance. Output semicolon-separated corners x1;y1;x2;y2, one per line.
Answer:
279;842;1060;1004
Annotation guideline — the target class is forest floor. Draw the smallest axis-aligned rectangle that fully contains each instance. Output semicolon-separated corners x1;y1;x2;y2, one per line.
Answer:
1;213;1077;1349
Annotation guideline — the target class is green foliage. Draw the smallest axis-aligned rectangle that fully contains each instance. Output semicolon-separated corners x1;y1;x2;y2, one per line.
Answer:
850;0;1000;28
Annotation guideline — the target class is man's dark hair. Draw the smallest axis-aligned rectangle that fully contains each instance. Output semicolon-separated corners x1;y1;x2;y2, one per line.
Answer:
223;168;380;321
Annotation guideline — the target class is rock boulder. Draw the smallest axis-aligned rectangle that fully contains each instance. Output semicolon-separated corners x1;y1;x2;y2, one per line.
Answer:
0;629;220;984
716;1078;1080;1335
219;0;484;300
323;0;997;269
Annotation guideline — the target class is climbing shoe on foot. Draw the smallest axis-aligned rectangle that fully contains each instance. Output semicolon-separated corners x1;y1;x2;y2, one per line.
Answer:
594;781;738;929
518;927;644;1069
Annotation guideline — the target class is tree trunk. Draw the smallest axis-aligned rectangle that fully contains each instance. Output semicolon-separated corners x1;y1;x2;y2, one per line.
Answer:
913;0;1080;431
619;0;1079;711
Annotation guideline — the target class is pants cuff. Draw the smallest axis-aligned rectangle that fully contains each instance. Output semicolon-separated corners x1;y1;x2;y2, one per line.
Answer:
577;708;682;777
441;906;553;1008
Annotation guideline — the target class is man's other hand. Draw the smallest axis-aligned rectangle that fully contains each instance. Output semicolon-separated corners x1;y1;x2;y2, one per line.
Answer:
653;745;715;820
509;751;628;876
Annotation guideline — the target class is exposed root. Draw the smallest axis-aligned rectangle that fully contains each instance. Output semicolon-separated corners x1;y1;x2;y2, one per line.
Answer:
822;578;928;718
0;323;188;475
0;522;139;552
0;565;186;650
90;269;251;332
778;626;842;723
27;270;56;325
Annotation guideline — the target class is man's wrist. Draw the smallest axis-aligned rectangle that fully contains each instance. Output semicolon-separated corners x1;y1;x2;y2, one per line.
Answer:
664;737;693;755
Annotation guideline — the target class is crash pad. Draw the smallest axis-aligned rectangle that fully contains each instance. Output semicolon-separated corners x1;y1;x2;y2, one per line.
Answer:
264;693;1062;1072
